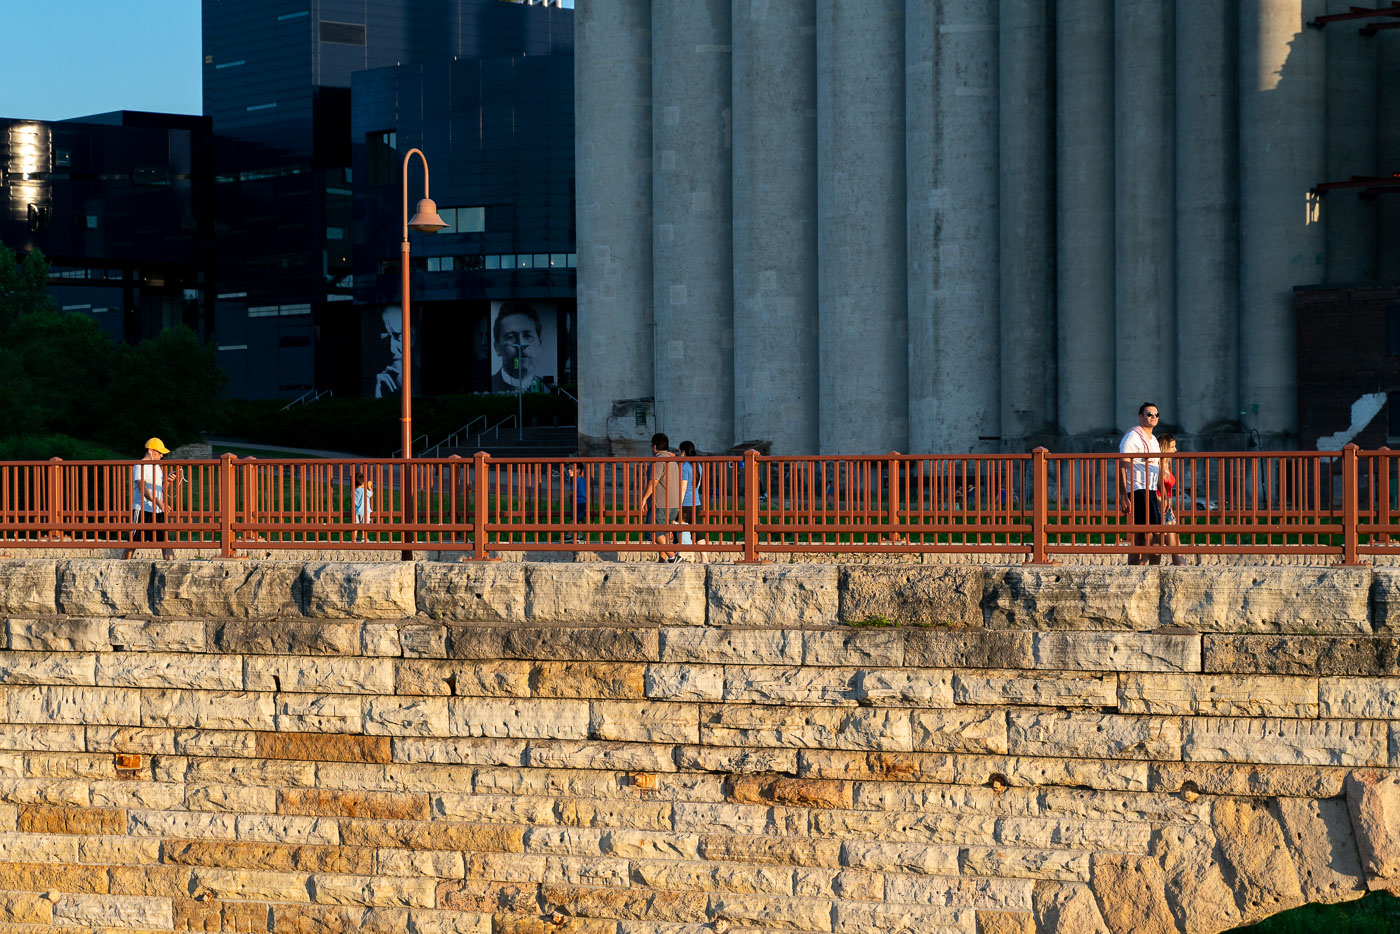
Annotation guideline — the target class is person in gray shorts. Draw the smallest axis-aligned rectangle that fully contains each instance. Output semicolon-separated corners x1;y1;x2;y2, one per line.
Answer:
638;432;683;563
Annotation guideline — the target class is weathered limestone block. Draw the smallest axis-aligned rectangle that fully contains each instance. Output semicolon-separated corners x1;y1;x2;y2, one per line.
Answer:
449;698;589;740
674;744;797;775
963;846;1091;882
1345;769;1400;892
362;696;451;737
839;565;984;627
1211;797;1304;923
526;739;676;773
1151;826;1242;934
1181;718;1388;767
700;704;912;751
245;656;394;694
986;566;1158;630
1202;634;1400;676
1007;711;1180;761
953;671;1116;708
856;669;955;708
645;664;725;702
1031;881;1109;934
953;755;1149;793
1318;677;1400;719
500;627;659;662
527;563;705;625
910;708;1008;755
1148;762;1349;799
534;662;645;700
1370;568;1400;633
301;562;415;619
829;901;970;934
1089;854;1177;934
6;617;108;652
1119;673;1318;717
1162;566;1370;632
839;840;958;875
0;650;95;686
95;652;242;690
1034;632;1201;672
52;894;175;929
416;562;525;622
141;689;276;731
1271;796;1368;904
276;692;364;733
361;621;401;656
213;619;361;656
590;701;698;744
724;666;859;706
802;629;903;667
708;565;837;627
974;910;1035;934
151;561;302;618
0;560;57;616
108;618;205;652
9;685;142;726
56;559;151;615
904;628;1034;669
659;628;801;666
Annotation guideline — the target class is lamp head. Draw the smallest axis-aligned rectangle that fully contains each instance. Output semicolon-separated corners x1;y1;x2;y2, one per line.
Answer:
407;198;448;233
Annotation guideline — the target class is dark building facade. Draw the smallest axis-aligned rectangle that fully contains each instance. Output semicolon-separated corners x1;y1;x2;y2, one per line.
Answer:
0;113;213;344
201;0;574;399
350;49;575;399
1296;284;1400;451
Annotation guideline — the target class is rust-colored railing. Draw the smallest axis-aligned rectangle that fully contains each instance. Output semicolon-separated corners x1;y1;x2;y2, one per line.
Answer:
0;447;1391;563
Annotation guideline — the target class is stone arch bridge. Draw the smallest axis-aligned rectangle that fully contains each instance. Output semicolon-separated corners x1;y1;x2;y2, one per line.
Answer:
0;556;1394;934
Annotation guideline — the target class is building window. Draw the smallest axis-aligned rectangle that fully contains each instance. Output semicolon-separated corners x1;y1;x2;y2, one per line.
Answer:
319;20;366;45
366;131;396;186
1388;304;1400;356
215;59;246;70
326;227;346;240
1390;391;1400;442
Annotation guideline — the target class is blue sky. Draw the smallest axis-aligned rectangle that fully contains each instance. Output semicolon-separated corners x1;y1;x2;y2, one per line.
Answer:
0;1;201;121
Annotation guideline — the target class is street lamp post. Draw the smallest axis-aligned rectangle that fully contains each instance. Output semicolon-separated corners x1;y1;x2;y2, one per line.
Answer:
399;149;446;561
400;148;448;459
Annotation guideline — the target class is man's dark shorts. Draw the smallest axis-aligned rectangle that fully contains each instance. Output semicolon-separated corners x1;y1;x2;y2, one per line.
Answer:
132;510;167;543
1131;488;1162;526
652;507;679;539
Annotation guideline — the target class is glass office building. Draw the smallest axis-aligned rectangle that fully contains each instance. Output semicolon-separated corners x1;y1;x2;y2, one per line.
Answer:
350;48;575;397
202;0;574;399
0;113;213;345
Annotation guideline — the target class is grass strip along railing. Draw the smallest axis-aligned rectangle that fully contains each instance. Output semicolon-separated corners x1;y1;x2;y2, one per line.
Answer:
0;446;1393;563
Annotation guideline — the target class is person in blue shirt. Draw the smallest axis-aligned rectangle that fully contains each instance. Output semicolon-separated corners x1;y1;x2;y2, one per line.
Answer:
678;440;706;563
566;461;588;543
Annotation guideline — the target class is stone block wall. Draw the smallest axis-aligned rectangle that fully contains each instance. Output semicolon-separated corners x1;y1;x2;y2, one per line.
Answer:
0;559;1393;934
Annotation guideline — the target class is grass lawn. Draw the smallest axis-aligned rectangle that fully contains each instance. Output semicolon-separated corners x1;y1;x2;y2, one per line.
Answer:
1226;891;1400;933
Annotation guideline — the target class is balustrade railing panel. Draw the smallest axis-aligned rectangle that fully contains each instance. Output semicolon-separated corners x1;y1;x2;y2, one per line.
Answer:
0;447;1386;561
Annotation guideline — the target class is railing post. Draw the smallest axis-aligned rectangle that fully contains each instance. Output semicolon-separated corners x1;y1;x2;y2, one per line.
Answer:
46;457;61;542
1030;447;1051;564
469;450;491;560
886;451;900;541
218;453;237;559
742;449;761;563
1341;443;1362;565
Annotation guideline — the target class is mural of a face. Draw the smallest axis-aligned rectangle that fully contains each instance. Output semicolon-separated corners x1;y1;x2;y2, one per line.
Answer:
375;306;404;398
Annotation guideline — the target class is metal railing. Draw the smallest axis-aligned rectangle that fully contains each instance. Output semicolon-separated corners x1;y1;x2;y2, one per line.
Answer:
279;388;332;411
0;446;1392;562
420;416;487;459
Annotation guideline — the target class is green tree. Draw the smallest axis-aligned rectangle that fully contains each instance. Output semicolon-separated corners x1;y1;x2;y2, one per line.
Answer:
0;242;56;335
104;325;226;449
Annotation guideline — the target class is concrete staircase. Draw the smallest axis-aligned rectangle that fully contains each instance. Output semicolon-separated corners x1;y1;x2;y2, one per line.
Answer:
439;424;578;458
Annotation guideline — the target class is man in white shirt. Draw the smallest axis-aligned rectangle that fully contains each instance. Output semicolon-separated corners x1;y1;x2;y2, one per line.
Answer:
122;437;176;560
1118;403;1161;566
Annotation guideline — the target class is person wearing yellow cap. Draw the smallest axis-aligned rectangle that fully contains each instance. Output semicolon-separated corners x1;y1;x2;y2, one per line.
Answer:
122;437;175;560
